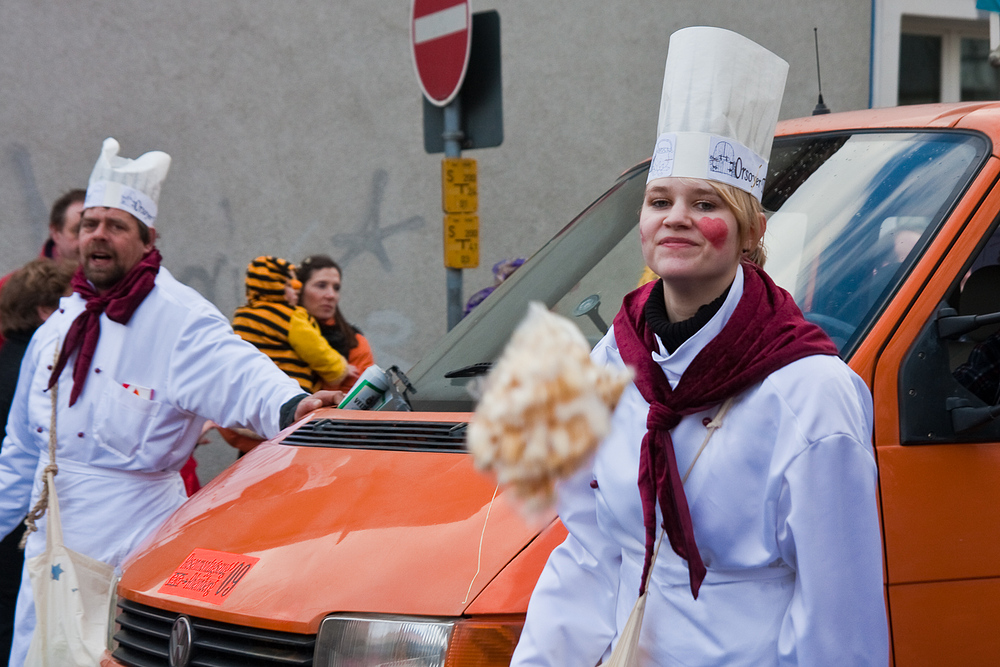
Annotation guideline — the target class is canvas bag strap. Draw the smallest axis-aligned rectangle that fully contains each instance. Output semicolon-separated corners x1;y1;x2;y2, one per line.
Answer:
20;346;62;549
605;395;736;667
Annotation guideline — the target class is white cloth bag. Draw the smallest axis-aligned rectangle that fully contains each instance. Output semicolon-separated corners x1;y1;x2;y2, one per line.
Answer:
23;354;115;667
23;469;114;667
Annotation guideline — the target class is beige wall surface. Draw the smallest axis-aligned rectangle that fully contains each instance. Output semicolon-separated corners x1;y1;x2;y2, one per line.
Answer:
0;1;870;370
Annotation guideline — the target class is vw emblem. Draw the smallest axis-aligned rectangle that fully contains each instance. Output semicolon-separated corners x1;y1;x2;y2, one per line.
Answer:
169;616;193;667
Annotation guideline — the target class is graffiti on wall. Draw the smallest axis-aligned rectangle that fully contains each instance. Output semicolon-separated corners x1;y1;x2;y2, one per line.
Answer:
176;195;244;308
4;148;424;369
178;169;426;301
6;143;52;254
331;168;425;271
173;169;424;367
329;169;424;367
176;253;243;308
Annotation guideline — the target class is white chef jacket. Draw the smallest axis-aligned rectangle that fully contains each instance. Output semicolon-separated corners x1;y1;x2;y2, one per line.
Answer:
0;266;304;667
511;266;888;667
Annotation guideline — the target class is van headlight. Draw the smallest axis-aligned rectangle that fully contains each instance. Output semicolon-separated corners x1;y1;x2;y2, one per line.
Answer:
105;572;121;652
313;614;523;667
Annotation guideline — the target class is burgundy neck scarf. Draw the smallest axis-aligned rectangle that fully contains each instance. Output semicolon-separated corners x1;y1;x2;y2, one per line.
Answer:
613;262;839;599
48;249;162;406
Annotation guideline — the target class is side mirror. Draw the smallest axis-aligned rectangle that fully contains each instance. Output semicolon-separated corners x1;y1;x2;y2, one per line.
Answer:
937;306;1000;340
947;397;1000;433
574;294;609;335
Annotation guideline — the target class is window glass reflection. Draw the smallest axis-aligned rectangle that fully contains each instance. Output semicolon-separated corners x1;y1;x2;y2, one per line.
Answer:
764;132;983;352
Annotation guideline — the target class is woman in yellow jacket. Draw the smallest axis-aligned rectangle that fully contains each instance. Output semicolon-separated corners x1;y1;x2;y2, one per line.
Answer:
232;256;354;391
296;255;375;392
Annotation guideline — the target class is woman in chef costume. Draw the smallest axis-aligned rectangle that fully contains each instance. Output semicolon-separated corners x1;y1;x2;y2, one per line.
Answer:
509;27;889;666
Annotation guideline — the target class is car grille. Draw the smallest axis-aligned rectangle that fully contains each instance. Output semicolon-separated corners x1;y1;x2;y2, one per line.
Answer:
112;598;315;667
281;418;468;452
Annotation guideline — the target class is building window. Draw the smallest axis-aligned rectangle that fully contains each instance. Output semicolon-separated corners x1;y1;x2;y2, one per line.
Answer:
899;33;942;105
962;37;1000;100
897;16;998;106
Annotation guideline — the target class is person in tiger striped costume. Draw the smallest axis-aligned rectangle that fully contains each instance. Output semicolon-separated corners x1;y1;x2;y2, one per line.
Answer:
232;256;355;392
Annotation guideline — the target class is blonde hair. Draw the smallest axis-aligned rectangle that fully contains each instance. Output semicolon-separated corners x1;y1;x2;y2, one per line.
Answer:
706;180;767;267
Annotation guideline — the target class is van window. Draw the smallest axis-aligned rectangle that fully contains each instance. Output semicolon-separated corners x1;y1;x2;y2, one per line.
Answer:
901;220;1000;444
764;131;986;354
405;131;987;413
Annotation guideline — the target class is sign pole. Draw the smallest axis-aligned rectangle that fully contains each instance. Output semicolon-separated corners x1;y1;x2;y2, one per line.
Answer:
410;0;478;331
444;96;464;330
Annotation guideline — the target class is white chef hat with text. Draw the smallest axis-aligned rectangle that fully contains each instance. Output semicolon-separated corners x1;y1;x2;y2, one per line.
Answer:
647;27;788;202
84;137;171;227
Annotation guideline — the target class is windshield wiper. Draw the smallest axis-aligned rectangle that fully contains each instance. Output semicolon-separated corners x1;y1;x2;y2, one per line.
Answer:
444;362;493;378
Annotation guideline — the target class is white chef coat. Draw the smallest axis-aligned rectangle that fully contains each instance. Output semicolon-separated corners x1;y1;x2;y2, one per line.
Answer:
511;265;888;667
0;266;303;667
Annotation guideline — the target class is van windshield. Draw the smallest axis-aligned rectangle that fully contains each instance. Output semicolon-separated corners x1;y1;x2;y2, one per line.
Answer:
404;131;988;412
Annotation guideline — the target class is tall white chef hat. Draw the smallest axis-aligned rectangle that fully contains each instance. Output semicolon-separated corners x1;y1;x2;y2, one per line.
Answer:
84;137;171;228
647;27;789;202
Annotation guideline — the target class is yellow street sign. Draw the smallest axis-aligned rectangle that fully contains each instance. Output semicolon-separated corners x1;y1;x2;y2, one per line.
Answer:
444;213;479;268
442;158;478;213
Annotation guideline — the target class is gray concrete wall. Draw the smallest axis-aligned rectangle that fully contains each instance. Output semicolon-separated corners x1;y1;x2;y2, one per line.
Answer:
0;1;871;370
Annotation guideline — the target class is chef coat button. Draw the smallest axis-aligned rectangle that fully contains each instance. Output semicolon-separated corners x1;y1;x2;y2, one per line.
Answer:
590;479;599;489
702;417;712;426
59;308;64;314
77;432;84;438
36;427;43;433
95;368;101;373
46;365;52;370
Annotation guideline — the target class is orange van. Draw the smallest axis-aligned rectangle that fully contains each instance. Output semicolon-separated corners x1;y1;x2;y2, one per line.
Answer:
103;102;1000;666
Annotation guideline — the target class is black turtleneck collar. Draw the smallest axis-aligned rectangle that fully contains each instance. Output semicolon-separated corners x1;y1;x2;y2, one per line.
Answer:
643;279;732;354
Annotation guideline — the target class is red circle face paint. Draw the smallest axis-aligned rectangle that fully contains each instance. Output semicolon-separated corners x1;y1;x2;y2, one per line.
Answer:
696;216;729;249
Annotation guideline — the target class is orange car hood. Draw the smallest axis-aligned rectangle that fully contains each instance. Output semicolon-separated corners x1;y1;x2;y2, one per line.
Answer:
120;425;551;634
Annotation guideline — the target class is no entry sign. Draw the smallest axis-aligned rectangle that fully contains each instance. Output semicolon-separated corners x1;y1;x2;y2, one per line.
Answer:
411;0;471;107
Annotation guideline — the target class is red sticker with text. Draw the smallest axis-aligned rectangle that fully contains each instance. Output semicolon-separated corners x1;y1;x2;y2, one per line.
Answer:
158;549;260;604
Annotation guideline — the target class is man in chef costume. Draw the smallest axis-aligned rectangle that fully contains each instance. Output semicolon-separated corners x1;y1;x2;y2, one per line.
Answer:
0;137;336;666
510;27;889;666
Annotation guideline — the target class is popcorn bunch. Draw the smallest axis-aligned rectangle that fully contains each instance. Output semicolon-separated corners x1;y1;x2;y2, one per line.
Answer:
467;302;633;511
